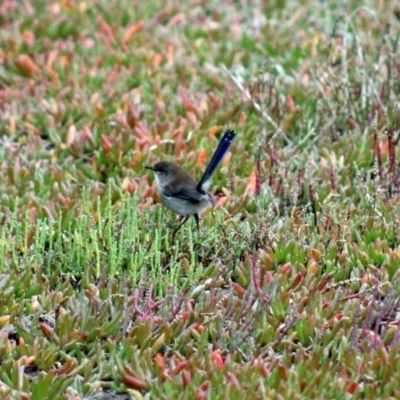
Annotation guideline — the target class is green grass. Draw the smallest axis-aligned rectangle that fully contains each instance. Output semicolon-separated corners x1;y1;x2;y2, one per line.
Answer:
1;0;400;398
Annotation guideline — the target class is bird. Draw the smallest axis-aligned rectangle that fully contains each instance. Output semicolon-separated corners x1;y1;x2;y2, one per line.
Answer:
145;130;236;236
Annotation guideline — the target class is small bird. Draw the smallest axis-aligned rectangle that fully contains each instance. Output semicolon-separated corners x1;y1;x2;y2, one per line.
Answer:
146;130;236;235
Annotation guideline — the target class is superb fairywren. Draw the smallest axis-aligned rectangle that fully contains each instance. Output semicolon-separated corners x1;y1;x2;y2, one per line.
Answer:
145;130;236;235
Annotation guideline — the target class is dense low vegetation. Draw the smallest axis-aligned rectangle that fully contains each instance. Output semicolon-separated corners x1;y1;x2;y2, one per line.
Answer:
1;0;400;398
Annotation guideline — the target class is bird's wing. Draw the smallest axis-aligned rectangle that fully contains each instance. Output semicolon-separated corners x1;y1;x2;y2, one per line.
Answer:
163;187;204;203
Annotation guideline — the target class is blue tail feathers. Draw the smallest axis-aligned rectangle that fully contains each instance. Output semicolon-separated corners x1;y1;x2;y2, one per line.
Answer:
197;129;236;191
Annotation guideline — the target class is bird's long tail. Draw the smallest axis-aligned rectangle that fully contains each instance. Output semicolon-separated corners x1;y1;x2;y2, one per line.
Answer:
196;129;236;192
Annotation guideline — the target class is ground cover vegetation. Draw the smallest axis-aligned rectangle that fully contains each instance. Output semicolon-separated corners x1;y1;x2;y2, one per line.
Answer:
1;0;400;398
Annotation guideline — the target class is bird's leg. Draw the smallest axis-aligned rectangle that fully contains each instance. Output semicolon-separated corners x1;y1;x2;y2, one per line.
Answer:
194;214;200;231
166;215;184;230
172;216;190;238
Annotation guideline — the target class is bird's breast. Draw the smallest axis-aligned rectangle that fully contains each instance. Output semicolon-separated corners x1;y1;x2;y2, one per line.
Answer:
160;192;210;216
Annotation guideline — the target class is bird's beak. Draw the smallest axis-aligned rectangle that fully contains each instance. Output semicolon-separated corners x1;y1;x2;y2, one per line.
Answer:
145;165;154;171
